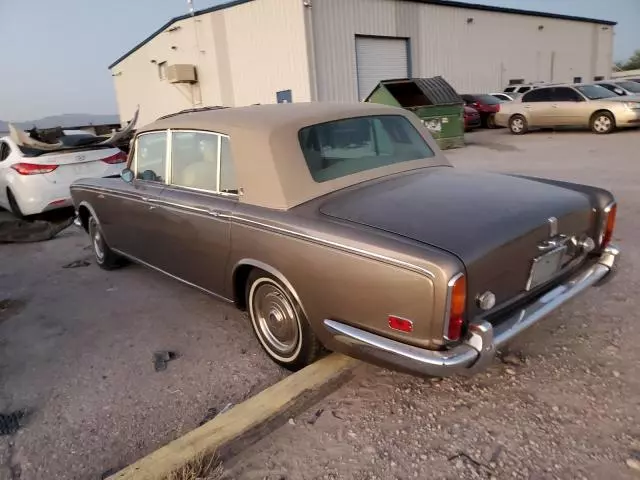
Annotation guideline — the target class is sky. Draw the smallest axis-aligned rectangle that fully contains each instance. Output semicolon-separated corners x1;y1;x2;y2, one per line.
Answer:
0;0;637;121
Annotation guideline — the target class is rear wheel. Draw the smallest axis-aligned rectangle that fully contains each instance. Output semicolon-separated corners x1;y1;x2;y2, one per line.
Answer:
6;189;24;219
246;270;321;371
590;111;615;134
88;216;125;270
509;114;528;135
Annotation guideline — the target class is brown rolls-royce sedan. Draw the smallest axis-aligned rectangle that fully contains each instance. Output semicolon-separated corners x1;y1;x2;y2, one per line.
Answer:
66;102;619;377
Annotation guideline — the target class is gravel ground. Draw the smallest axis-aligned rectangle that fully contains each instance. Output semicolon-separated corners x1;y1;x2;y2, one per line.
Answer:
226;128;640;480
0;217;287;480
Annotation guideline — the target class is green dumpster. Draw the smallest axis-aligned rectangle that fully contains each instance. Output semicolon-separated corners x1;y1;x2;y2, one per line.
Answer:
364;76;464;150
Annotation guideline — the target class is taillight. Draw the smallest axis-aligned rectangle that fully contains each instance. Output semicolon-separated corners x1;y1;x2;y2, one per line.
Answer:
11;162;58;175
601;203;617;248
445;273;467;342
102;151;127;164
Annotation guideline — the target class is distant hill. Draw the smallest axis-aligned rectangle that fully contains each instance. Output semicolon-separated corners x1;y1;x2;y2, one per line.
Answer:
0;114;120;133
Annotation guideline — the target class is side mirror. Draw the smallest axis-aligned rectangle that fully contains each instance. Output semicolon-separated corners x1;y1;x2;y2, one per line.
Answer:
121;168;134;183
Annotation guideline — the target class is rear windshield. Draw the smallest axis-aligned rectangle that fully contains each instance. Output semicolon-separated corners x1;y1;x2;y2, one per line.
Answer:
299;115;435;183
473;94;502;105
575;85;617;100
616;81;640;93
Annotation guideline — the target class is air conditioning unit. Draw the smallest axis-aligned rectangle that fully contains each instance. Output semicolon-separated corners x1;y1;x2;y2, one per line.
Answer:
167;64;197;84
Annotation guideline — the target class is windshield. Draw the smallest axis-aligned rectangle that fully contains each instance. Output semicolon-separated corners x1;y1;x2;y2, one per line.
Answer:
575;85;617;100
299;115;435;183
616;81;640;93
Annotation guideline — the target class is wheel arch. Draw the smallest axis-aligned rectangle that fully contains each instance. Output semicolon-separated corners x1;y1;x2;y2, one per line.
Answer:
77;201;100;233
590;109;615;126
231;259;307;317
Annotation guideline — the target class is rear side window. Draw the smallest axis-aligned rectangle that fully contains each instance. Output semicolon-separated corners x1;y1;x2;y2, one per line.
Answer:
170;131;237;194
504;87;515;93
299;115;434;183
522;88;551;102
550;87;583;102
518;86;532;93
135;132;167;182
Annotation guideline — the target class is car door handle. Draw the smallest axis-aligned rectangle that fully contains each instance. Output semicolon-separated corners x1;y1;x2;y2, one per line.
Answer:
208;210;223;218
523;105;532;109
551;104;559;108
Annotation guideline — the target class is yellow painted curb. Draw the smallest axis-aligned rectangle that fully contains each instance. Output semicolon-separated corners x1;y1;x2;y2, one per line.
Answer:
108;353;359;480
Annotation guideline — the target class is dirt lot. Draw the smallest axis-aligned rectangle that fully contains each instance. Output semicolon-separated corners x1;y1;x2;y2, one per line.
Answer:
226;128;640;480
0;215;287;480
1;127;639;480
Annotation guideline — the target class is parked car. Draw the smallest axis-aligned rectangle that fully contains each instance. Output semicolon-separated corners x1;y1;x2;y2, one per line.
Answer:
461;94;502;128
503;83;543;95
463;106;481;131
495;84;640;134
490;93;514;102
594;80;640;97
70;102;619;377
0;128;133;217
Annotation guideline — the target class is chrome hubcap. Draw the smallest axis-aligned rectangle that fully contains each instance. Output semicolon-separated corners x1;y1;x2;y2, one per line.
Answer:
511;118;523;132
253;283;299;356
594;116;611;132
93;228;104;261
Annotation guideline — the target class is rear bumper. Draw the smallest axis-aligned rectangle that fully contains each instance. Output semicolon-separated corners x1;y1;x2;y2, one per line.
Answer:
324;244;620;377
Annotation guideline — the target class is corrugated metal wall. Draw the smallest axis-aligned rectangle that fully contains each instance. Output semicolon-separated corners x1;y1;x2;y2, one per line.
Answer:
311;0;614;101
111;0;310;125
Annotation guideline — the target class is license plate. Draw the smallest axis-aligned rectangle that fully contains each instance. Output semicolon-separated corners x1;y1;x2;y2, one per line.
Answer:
73;163;92;174
526;246;566;291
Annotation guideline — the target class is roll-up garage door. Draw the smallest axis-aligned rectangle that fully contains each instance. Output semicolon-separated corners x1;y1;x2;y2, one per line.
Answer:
355;36;409;100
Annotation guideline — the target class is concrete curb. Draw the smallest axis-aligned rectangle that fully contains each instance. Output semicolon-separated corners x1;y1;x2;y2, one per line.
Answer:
107;353;359;480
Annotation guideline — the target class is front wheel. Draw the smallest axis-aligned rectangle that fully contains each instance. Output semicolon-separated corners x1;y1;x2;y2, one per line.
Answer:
246;270;322;371
509;115;528;135
590;111;615;134
88;216;125;270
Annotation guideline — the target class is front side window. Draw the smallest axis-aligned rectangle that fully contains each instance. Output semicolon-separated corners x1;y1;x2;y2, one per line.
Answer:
135;132;167;182
170;131;237;194
299;115;435;183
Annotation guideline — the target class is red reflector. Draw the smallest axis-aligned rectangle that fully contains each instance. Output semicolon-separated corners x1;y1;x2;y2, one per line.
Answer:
388;316;413;333
11;162;58;175
446;274;467;341
102;151;127;164
602;203;617;248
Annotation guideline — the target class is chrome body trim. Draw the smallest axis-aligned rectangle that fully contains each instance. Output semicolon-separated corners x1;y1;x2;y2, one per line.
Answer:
231;215;436;280
324;244;620;378
442;272;464;341
112;247;235;304
72;190;436;280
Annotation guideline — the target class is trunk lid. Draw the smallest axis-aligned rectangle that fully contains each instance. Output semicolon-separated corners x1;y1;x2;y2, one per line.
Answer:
320;167;594;318
26;147;125;184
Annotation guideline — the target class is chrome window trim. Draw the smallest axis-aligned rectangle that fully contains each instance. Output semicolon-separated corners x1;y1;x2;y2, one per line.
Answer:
443;272;464;341
133;130;170;184
166;129;238;197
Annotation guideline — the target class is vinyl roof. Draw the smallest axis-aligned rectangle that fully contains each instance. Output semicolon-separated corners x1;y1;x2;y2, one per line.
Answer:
108;0;616;69
135;102;450;210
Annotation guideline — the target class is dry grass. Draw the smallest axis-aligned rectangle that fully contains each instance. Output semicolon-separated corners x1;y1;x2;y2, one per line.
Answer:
163;453;224;480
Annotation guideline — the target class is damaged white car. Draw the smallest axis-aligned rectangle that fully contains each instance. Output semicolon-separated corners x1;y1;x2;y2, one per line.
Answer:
0;111;138;217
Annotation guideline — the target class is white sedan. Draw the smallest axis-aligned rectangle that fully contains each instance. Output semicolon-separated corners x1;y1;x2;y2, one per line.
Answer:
0;109;138;217
0;131;126;217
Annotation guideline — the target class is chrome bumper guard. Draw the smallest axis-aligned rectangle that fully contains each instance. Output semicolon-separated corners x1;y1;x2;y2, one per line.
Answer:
324;244;619;377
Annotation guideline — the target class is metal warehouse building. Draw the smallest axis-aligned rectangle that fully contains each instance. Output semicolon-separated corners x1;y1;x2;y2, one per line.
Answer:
109;0;616;124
